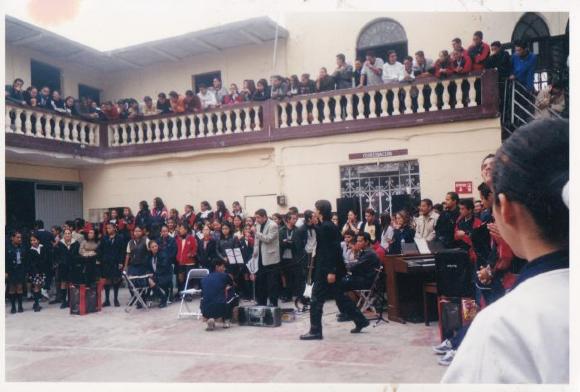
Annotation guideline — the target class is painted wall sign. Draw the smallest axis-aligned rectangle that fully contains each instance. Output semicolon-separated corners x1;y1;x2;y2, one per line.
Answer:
349;149;408;160
455;181;473;194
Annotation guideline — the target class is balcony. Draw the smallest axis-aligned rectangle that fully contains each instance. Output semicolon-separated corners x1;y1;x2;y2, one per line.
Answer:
5;70;498;162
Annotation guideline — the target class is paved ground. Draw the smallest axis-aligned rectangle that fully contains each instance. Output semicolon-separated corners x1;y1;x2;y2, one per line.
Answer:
5;291;446;383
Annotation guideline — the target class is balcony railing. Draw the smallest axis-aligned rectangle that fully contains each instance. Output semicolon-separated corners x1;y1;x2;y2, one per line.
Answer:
5;70;498;160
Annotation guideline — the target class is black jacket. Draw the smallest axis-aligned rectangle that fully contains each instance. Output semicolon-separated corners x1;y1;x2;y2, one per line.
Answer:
435;207;460;248
98;235;126;266
27;246;50;275
197;237;218;269
55;240;80;266
279;225;299;261
251;89;270;101
313;221;346;281
216;236;240;262
349;247;380;283
294;224;311;265
389;226;416;255
135;209;151;229
484;50;511;80
5;243;28;275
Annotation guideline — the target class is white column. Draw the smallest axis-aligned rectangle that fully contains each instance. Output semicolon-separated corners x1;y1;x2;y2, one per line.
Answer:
137;122;144;144
161;118;169;141
188;115;197;139
429;82;438;111
417;84;426;113
88;124;96;145
128;123;135;144
290;101;299;126
253;107;261;131
14;108;23;134
113;126;120;146
233;109;242;133
171;118;180;141
404;86;413;115
322;97;331;123
34;113;43;137
79;122;86;144
368;91;377;119
72;119;80;142
280;102;288;128
23;111;32;136
62;118;72;141
153;119;161;142
356;93;363;119
391;89;401;116
442;80;451;110
468;76;477;107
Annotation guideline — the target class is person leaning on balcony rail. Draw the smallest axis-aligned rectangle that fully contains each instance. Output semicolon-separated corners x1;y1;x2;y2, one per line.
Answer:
50;90;67;113
509;40;537;92
287;75;300;97
270;75;289;100
382;50;406;83
251;79;270;101
485;41;511;81
169;90;187;113
5;78;26;105
316;67;335;92
142;96;159;116
240;79;256;102
127;99;142;120
156;92;172;114
467;30;490;72
24;86;38;105
359;50;384;87
101;101;120;121
184;89;202;112
331;53;354;90
197;84;219;109
223;83;244;105
353;59;365;87
64;96;80;116
209;77;229;105
413;50;434;77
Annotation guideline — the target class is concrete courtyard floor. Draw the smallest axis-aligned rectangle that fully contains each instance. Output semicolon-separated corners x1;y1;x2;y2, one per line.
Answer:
5;291;446;383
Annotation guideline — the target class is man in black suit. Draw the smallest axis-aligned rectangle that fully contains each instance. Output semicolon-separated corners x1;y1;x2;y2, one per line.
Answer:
335;233;377;331
300;200;349;340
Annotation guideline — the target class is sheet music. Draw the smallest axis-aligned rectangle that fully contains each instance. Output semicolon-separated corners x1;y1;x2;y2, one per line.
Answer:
415;238;431;255
225;248;244;264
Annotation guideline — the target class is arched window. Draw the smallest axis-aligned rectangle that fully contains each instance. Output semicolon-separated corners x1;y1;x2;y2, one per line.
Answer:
511;12;550;42
356;18;408;61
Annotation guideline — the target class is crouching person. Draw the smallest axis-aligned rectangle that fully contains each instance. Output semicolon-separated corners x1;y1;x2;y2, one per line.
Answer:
147;240;172;308
200;259;236;331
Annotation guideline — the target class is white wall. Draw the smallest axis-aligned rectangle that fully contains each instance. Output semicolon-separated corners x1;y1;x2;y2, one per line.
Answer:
5;44;106;98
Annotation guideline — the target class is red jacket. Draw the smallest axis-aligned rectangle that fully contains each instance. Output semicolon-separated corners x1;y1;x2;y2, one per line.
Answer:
467;42;490;71
434;59;454;78
176;234;198;265
223;94;244;105
454;216;482;263
451;50;473;74
181;212;196;228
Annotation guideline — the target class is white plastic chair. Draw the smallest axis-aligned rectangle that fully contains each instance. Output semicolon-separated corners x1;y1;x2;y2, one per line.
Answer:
177;268;209;319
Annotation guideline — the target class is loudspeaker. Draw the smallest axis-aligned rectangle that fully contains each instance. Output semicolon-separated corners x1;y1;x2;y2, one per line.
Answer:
336;197;360;228
391;194;413;214
435;249;474;298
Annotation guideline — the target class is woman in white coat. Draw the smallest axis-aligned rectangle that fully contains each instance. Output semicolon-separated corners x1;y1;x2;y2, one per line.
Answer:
442;118;569;384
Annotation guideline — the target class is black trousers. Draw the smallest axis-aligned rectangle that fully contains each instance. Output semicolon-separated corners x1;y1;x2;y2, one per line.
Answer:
255;264;280;307
335;275;371;325
309;277;338;334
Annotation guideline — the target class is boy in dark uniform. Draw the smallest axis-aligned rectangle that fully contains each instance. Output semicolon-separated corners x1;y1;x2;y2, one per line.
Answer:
98;223;126;307
200;259;235;330
6;231;28;313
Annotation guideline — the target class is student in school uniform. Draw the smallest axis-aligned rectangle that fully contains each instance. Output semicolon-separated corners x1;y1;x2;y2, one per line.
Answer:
146;240;173;308
54;228;80;309
151;197;169;226
174;223;198;298
215;200;232;223
200;259;236;331
135;201;152;230
454;199;482;264
78;228;100;285
124;226;150;308
196;201;214;227
181;205;196;229
98;223;126;307
279;212;301;301
216;222;242;274
196;225;218;271
27;233;50;312
6;231;29;313
389;210;416;255
120;207;136;242
157;225;177;300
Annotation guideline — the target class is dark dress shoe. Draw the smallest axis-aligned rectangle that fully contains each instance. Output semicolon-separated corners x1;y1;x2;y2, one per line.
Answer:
114;299;120;307
103;301;111;307
336;313;352;322
10;307;17;314
159;302;167;309
299;332;323;340
351;319;371;333
60;302;68;309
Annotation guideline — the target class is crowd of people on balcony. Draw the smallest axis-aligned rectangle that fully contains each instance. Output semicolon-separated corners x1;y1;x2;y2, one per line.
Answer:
6;30;568;124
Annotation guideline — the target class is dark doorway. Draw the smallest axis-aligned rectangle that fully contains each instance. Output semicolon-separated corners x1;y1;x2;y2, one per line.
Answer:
79;84;101;104
31;60;61;92
5;180;35;231
356;18;408;63
192;71;222;93
356;42;408;63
